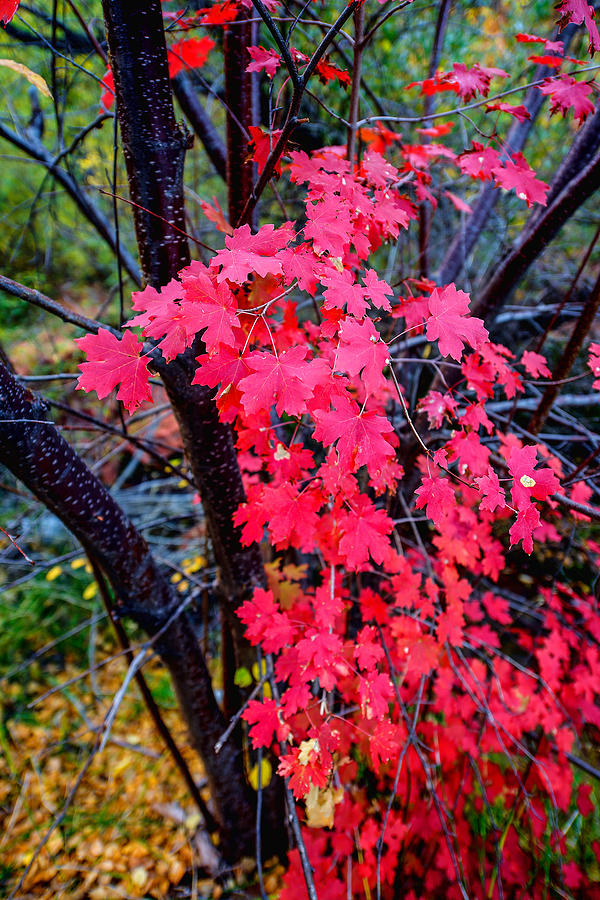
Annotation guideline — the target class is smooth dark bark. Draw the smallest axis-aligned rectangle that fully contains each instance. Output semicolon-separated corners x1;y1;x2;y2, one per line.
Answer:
102;0;266;620
224;12;258;227
101;0;191;285
0;364;255;861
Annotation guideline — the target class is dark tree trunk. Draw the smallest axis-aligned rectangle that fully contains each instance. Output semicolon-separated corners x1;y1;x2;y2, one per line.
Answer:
224;11;258;228
102;0;266;622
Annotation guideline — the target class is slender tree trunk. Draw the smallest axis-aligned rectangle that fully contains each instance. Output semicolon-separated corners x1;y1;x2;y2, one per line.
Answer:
102;0;267;627
224;11;258;228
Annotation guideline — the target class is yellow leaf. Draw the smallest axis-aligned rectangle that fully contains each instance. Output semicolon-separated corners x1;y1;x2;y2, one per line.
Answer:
70;557;86;569
82;581;98;600
248;758;272;790
252;660;268;681
234;667;252;688
130;866;148;888
45;565;62;581
184;812;202;832
0;59;52;98
305;784;344;829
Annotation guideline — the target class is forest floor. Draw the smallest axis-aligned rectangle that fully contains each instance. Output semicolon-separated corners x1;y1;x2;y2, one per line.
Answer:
0;605;280;899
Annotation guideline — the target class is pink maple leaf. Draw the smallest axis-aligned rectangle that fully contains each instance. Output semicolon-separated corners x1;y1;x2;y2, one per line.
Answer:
415;474;456;525
419;390;459;428
539;74;596;124
509;503;541;554
322;269;368;317
475;467;507;513
555;0;600;54
450;62;508;100
238;346;320;416
425;283;488;360
508;445;560;508
338;494;393;569
210;222;293;284
588;342;600;388
75;329;151;414
521;350;552;379
337;317;389;395
363;269;393;311
246;45;281;78
313;394;396;476
493;152;549;207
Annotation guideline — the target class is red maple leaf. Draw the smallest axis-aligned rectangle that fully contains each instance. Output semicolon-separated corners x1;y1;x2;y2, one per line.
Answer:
76;329;152;414
493;152;549;207
262;482;322;551
539;74;596;124
588;342;600;388
246;45;281;78
369;720;402;770
248;125;284;176
337;317;390;395
425;283;488;360
338;495;393;569
237;587;295;653
210;222;293;284
0;0;20;24
100;67;115;111
485;102;531;121
313;394;396;476
197;1;240;25
181;262;240;352
555;0;600;55
238;346;320;416
314;56;351;87
354;625;385;671
200;196;233;235
242;698;289;749
168;37;215;77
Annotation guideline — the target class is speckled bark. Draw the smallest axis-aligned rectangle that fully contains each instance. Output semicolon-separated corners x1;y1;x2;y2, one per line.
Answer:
102;0;266;623
101;0;190;284
0;364;255;861
101;0;285;857
224;11;258;228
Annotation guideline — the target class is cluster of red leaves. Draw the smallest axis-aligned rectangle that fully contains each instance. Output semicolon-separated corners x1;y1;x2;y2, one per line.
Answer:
77;129;600;894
